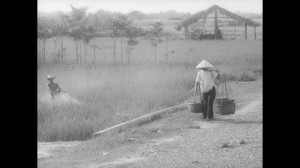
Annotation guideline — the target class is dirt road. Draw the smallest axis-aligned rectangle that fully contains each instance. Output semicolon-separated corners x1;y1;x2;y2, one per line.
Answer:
90;97;262;168
38;79;262;168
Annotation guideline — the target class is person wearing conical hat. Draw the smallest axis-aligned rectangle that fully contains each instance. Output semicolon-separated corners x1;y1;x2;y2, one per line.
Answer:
47;75;61;100
195;60;221;121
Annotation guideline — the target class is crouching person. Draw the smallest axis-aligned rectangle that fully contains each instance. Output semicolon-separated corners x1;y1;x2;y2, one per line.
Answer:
195;60;221;121
47;75;61;100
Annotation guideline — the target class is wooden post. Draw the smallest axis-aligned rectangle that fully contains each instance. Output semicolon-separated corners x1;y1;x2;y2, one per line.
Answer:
254;26;257;40
245;23;247;40
214;10;218;40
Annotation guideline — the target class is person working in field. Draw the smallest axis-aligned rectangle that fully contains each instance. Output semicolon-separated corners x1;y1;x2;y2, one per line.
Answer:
47;75;62;100
195;60;221;121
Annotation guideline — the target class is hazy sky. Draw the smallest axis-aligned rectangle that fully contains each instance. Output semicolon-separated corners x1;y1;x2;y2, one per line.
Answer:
38;0;262;14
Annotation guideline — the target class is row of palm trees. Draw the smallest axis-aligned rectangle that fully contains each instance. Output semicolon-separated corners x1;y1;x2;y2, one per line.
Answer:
38;5;171;66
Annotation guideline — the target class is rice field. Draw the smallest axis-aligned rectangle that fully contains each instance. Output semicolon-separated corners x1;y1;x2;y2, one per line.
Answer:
38;39;262;142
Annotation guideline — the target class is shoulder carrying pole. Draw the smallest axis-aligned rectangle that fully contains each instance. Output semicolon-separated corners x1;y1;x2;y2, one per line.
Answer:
224;78;228;99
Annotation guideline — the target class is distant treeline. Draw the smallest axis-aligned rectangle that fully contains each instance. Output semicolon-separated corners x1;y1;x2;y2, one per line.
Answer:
38;10;191;21
38;6;262;66
38;5;177;66
38;9;261;21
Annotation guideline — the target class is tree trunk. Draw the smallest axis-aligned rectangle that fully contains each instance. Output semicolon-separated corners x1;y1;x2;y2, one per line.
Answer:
184;27;186;40
245;23;248;40
165;39;168;64
113;38;117;64
234;25;236;39
60;36;64;65
38;39;40;55
154;45;157;63
128;46;131;64
43;39;46;65
128;47;130;64
94;48;96;65
85;43;87;64
125;45;128;64
41;39;43;64
104;49;106;63
54;39;57;64
42;40;44;64
127;49;129;64
75;40;77;64
41;39;43;63
54;40;57;53
254;26;257;40
79;41;82;64
120;38;123;65
75;40;78;64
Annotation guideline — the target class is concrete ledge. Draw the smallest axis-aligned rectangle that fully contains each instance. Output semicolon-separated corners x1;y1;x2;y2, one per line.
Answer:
93;104;187;137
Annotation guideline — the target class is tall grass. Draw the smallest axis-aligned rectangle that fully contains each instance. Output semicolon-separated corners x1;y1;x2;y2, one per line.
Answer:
38;65;195;141
38;40;262;142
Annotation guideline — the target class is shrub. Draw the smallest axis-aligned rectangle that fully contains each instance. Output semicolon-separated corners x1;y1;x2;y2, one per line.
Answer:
238;72;256;81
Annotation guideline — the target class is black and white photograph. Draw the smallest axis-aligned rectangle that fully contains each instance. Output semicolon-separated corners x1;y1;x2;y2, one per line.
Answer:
38;0;262;167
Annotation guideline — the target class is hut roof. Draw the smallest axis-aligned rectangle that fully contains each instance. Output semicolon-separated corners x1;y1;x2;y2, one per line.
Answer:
177;5;260;29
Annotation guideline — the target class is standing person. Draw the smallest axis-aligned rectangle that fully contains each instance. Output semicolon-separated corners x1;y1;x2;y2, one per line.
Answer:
47;75;62;100
195;60;221;121
216;27;223;40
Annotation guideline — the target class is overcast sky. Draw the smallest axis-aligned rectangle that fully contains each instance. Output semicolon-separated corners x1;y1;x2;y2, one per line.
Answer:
38;0;262;14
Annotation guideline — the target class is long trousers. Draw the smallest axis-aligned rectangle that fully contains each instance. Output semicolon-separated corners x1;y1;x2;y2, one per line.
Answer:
201;86;216;119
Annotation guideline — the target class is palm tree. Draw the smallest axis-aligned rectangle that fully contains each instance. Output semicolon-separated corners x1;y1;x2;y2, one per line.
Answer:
145;22;163;63
48;19;61;64
38;17;55;65
108;14;131;64
123;26;143;64
57;14;69;64
82;24;95;64
164;33;171;64
66;5;88;64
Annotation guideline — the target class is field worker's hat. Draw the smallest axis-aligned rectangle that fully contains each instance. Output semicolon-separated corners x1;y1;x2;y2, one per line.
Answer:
195;60;214;69
47;75;55;80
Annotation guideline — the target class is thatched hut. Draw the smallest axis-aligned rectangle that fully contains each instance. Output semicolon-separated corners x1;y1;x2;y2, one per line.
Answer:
176;5;260;40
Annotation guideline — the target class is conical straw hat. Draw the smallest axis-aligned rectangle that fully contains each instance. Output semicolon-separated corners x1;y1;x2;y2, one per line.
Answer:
195;60;214;69
47;75;55;80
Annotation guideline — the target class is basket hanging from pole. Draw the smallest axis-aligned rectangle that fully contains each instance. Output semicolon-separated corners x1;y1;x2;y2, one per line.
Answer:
213;75;235;115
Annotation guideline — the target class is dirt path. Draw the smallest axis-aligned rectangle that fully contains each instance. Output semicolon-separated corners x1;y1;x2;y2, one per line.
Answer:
89;94;262;168
38;79;262;168
38;141;81;159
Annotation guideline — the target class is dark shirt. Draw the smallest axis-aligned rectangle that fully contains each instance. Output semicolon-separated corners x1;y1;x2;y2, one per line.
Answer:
216;28;222;39
48;82;61;95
